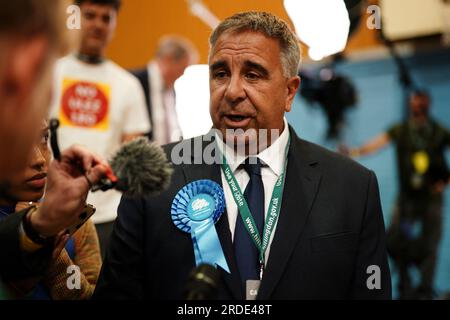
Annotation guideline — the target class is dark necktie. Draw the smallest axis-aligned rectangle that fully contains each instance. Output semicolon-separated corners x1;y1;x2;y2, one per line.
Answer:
234;157;265;290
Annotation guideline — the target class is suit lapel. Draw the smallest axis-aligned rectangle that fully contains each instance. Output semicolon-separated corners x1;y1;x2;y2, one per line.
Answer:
257;130;322;299
180;130;321;300
182;135;243;299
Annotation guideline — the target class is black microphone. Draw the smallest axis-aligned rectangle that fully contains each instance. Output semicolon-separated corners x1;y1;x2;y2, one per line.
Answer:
185;264;220;300
49;119;173;197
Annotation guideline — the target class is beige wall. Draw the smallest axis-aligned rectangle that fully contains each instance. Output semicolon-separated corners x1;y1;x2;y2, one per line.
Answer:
106;0;382;69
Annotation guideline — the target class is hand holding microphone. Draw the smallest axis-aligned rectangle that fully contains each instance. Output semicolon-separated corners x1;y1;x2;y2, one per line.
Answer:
50;119;173;198
28;144;108;238
26;119;174;240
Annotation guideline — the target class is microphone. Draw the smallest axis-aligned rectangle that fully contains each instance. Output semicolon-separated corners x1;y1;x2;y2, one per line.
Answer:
185;264;220;300
49;119;173;197
107;137;173;197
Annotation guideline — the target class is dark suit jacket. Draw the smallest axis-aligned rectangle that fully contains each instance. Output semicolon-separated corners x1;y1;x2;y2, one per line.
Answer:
131;67;153;140
0;211;52;281
93;127;392;299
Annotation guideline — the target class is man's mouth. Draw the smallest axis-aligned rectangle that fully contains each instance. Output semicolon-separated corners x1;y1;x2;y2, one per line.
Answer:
223;114;252;128
89;31;105;41
227;115;247;122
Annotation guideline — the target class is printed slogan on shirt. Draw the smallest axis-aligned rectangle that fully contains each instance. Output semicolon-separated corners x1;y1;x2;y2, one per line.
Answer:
59;78;110;130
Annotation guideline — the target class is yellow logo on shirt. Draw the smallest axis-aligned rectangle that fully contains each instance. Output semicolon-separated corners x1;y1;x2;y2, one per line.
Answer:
59;78;110;130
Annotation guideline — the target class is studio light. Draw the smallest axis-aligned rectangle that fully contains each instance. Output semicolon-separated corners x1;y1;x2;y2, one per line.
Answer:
284;0;351;61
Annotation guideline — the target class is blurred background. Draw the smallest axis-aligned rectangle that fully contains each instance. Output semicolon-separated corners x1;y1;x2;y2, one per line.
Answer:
106;0;383;68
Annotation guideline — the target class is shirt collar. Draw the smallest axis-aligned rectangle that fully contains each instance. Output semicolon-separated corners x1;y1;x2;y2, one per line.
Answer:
149;61;172;93
215;118;290;177
149;62;163;91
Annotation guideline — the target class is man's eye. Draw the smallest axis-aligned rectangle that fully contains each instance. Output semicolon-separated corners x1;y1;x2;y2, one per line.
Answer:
84;12;95;20
213;71;227;79
102;15;111;24
245;72;259;80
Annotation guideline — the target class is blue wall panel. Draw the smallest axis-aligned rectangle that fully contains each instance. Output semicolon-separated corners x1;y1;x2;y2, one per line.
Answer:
287;48;450;298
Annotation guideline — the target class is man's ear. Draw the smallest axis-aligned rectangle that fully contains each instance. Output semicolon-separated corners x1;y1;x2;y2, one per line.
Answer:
1;36;49;103
285;75;300;113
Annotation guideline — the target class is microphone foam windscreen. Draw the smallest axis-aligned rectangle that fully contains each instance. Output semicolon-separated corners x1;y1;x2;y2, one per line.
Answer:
110;137;173;197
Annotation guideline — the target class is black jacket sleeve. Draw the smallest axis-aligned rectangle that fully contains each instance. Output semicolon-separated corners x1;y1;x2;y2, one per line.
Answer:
0;210;52;281
349;171;392;299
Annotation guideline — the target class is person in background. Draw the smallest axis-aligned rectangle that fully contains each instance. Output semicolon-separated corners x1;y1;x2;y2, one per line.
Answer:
340;90;450;299
1;121;101;300
0;0;107;292
132;35;199;145
49;0;150;258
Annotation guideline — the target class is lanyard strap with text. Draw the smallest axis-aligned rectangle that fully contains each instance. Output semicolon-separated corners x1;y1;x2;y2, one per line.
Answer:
220;136;290;279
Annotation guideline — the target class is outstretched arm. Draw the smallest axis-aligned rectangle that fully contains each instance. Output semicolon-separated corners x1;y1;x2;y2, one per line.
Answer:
341;133;391;158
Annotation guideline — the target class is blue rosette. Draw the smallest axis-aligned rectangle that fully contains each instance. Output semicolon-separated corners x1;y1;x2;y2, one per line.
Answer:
171;180;230;273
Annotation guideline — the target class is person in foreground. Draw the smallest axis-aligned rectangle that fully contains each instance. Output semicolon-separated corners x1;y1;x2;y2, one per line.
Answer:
94;11;392;300
0;0;107;291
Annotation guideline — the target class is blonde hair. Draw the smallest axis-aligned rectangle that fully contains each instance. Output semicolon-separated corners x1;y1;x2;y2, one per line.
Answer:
209;11;301;78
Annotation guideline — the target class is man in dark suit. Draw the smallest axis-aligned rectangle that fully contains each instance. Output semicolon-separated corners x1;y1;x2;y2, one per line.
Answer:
94;11;391;300
131;36;198;144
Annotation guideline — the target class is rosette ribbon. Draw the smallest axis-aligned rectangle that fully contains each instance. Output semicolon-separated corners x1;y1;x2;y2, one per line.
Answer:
171;179;230;273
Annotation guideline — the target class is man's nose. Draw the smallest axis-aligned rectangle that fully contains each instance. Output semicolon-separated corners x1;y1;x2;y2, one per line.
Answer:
224;75;246;104
93;17;105;31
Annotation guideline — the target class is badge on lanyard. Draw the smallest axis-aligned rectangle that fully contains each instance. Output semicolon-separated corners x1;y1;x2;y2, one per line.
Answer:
412;151;429;174
246;280;261;300
411;151;429;189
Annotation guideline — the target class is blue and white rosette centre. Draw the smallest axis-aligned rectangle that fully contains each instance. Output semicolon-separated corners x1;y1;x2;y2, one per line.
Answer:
171;179;230;273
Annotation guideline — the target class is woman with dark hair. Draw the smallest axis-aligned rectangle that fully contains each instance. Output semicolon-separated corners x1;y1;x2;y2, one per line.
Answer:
0;121;101;300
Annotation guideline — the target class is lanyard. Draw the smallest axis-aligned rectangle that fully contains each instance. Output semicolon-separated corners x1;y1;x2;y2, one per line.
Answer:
220;136;290;279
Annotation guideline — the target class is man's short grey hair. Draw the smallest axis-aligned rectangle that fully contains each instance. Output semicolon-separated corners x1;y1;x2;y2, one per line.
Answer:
156;35;199;64
209;11;301;78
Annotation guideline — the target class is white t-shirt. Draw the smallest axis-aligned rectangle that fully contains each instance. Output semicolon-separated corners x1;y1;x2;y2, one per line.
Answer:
50;55;151;224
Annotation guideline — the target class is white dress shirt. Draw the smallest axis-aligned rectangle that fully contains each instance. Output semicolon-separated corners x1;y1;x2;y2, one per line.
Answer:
148;62;182;145
215;118;290;263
